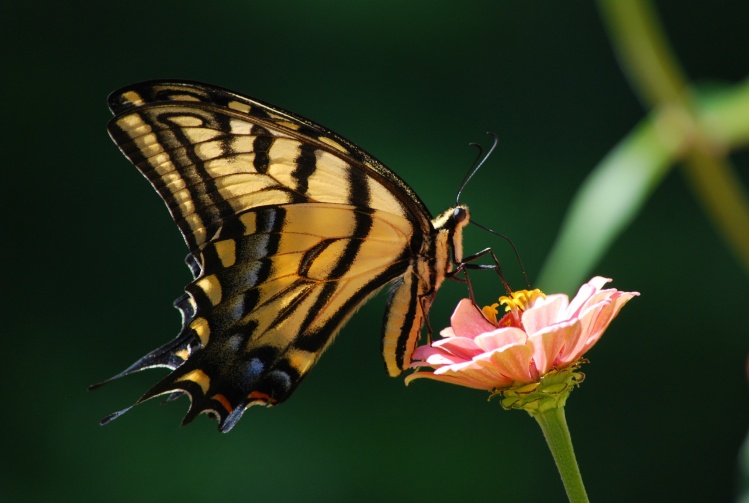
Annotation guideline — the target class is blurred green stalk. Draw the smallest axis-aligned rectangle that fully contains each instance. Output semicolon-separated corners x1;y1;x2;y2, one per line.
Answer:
538;0;749;292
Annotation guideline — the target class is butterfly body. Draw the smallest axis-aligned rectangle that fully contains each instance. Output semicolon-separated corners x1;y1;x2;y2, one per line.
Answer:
97;81;469;431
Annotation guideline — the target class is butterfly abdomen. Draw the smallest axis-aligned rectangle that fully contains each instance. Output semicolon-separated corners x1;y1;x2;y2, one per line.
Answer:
381;205;470;376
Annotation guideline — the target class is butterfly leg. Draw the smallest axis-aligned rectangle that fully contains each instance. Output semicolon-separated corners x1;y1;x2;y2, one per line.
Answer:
418;291;437;344
449;247;515;297
446;265;478;304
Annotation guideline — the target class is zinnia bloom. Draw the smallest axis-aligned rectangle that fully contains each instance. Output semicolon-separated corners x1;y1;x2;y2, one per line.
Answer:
406;277;638;406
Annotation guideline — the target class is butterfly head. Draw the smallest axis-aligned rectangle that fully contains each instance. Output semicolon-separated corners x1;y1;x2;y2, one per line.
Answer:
432;204;470;264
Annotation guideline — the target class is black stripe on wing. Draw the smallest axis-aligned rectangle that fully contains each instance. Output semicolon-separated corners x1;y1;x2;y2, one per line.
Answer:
108;80;434;232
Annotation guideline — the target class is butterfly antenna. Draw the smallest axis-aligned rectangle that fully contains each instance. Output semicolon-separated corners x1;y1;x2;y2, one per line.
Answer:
471;219;531;290
456;132;500;204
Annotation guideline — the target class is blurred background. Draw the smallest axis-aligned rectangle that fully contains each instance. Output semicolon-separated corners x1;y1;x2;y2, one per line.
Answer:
3;1;748;501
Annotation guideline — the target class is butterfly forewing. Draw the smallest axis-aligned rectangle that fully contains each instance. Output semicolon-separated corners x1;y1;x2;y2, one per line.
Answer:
98;80;466;431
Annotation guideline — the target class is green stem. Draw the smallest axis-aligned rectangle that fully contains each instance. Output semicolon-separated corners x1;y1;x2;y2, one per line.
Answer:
532;407;590;503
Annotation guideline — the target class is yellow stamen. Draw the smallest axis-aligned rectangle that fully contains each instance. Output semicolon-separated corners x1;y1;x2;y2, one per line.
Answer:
498;289;546;313
482;303;500;324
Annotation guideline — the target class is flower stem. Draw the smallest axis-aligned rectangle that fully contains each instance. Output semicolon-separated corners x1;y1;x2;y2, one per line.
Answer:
532;407;589;503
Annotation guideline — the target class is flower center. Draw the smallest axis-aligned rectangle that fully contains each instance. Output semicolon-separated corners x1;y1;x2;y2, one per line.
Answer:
499;289;546;312
482;289;546;329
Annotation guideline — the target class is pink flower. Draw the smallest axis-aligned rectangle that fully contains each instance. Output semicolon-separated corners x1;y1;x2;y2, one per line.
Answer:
406;277;639;392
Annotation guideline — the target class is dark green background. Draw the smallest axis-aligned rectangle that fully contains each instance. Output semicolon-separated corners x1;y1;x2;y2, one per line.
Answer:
4;1;748;501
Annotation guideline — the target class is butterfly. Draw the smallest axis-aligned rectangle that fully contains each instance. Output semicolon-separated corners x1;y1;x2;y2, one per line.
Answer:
93;80;472;432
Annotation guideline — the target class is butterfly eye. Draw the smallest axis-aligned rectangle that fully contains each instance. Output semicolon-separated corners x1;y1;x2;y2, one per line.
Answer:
453;207;467;223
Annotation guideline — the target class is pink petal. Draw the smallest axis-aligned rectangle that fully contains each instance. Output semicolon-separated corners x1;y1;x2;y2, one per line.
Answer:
439;327;457;338
566;276;611;318
604;290;639;320
473;327;527;352
430;336;483;361
450;299;496;338
410;344;461;365
579;291;638;354
573;288;619;320
559;290;638;362
423;352;465;366
530;318;582;371
442;358;516;389
464;360;517;388
522;294;568;334
478;343;535;383
406;369;501;390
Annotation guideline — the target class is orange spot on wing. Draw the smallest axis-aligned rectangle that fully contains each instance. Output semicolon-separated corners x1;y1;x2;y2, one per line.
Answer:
212;393;233;413
248;391;276;405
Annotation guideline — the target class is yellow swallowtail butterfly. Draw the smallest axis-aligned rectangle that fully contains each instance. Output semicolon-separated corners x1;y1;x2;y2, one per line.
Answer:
94;80;472;432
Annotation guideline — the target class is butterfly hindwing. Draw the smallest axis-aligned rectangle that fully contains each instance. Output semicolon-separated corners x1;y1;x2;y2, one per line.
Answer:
97;80;469;431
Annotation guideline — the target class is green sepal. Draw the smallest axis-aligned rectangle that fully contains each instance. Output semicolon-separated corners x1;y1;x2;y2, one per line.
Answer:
490;359;587;415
